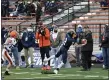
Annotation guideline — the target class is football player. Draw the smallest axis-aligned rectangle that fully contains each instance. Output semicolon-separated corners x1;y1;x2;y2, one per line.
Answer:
2;31;17;75
44;30;77;74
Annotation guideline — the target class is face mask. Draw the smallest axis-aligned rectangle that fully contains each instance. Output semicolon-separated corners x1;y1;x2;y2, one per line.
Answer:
27;29;33;32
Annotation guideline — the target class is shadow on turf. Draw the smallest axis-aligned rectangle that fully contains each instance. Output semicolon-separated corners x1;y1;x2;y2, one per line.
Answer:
41;70;55;74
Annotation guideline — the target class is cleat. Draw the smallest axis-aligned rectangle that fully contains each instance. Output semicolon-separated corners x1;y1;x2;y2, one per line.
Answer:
4;71;10;75
53;70;58;74
46;65;51;70
25;65;29;68
30;65;34;68
41;66;47;70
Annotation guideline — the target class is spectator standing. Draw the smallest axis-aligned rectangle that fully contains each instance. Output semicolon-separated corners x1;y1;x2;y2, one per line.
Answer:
17;1;25;14
100;24;109;70
48;24;56;34
21;27;35;68
25;1;35;16
80;26;93;71
36;1;42;23
1;0;9;17
75;25;84;67
50;27;62;68
50;1;58;15
36;21;51;70
100;0;108;10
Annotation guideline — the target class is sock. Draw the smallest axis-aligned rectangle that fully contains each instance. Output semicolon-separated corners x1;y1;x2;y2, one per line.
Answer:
57;61;64;69
6;68;9;72
47;55;55;61
54;58;58;68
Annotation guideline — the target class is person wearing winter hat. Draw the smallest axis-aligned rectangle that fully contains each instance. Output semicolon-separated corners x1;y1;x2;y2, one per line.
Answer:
75;24;84;67
100;24;109;70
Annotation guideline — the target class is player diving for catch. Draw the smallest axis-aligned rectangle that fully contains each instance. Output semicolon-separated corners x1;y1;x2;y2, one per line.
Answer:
43;30;77;74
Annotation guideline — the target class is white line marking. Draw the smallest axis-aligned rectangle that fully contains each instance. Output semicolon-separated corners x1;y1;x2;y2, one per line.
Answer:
14;72;29;74
84;75;99;78
31;73;41;75
33;77;51;79
48;74;82;78
102;76;108;79
15;78;35;79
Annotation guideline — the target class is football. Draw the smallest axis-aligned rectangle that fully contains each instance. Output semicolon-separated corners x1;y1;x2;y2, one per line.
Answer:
81;39;87;44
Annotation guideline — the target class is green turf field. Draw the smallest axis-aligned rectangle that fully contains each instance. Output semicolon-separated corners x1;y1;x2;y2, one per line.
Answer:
2;67;108;80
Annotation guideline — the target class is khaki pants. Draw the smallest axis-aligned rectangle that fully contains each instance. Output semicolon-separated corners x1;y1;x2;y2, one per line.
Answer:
24;47;34;65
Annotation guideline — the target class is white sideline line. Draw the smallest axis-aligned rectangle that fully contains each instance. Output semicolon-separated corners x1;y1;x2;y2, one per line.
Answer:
48;74;82;78
84;75;99;78
33;77;51;79
14;72;29;74
31;73;41;75
15;78;35;79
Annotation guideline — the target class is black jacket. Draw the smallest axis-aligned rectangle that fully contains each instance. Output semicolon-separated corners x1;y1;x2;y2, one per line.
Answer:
100;32;109;48
25;3;35;14
81;30;93;52
18;39;23;52
17;3;25;13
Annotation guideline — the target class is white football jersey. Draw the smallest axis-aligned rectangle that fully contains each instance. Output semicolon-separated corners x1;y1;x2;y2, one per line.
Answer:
4;37;17;51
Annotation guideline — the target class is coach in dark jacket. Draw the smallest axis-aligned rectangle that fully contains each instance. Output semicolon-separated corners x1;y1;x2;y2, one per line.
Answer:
100;24;109;69
80;26;93;71
21;27;35;68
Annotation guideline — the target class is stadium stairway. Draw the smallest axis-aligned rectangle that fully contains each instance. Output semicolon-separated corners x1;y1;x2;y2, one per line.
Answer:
42;1;91;25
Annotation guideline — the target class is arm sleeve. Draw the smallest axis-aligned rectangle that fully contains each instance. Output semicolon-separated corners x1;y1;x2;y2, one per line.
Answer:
44;28;50;39
102;37;108;44
36;32;39;39
85;32;93;43
66;34;75;42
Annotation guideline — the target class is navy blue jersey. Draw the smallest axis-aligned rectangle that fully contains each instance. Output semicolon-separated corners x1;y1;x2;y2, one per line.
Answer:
61;33;75;50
